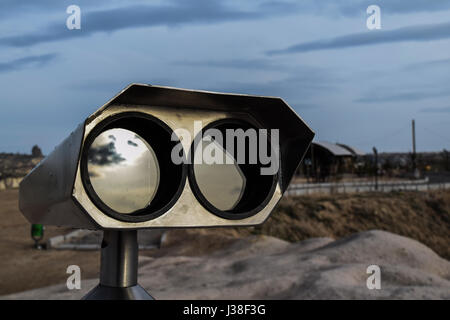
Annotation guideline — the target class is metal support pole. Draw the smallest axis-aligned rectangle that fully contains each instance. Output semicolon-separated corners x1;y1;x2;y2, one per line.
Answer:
82;230;154;300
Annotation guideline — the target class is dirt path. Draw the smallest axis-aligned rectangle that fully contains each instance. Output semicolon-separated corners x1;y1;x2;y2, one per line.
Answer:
0;189;100;295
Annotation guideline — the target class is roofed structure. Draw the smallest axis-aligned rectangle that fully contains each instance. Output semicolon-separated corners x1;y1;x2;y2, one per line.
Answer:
336;143;366;157
313;141;353;157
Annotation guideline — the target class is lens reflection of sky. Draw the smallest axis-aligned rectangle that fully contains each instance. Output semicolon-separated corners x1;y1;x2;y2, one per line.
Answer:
87;128;160;214
101;129;148;165
194;139;246;211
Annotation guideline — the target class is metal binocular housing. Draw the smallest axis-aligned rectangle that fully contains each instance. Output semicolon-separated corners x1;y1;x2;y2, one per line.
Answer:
19;84;314;230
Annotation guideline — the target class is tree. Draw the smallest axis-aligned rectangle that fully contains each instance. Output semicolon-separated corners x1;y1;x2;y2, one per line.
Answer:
31;145;43;158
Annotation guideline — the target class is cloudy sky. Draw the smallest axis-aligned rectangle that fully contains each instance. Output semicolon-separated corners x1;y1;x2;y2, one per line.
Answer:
0;0;449;154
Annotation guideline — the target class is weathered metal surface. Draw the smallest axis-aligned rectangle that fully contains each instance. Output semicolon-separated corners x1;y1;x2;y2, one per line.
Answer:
19;123;96;228
19;84;314;230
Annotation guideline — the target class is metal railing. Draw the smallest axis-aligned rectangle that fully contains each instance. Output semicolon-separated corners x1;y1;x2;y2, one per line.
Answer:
287;178;450;196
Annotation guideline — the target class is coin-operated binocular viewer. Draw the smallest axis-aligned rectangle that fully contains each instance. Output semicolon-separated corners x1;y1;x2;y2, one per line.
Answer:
19;84;314;299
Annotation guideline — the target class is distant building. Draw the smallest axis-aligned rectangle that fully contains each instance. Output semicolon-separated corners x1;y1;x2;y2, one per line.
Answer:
336;143;366;157
299;141;365;181
297;142;450;182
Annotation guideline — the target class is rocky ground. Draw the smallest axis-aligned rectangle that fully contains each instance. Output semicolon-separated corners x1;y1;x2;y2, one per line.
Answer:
245;190;450;259
0;188;449;299
2;230;449;299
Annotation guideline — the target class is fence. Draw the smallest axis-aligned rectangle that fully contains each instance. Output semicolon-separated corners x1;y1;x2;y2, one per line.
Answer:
3;176;450;196
286;178;450;196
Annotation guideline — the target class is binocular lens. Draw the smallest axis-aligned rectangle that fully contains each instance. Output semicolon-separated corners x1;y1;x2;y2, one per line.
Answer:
189;119;278;220
87;128;160;214
193;139;246;211
82;112;187;222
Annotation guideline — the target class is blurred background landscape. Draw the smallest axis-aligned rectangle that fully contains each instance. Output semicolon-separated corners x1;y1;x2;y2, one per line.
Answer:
0;145;448;298
0;0;449;299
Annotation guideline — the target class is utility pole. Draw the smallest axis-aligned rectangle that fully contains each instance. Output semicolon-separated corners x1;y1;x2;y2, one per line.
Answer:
412;119;417;173
373;147;378;191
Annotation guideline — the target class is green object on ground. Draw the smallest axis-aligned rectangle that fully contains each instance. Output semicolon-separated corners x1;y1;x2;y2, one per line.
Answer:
31;224;44;241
